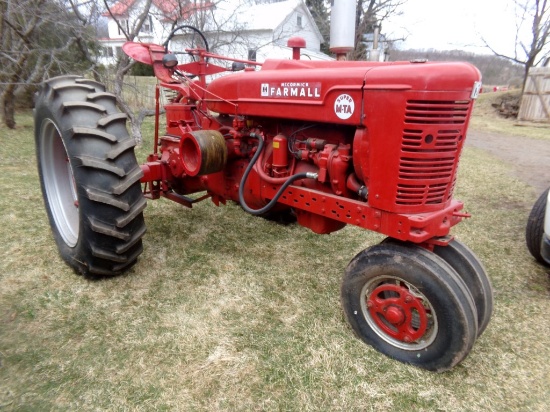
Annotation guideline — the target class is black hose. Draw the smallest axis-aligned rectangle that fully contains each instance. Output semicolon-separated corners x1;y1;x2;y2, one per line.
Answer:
239;134;316;216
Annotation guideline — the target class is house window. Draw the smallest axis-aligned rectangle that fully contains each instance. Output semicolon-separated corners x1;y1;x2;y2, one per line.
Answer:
248;49;257;62
103;47;114;58
141;15;153;34
118;20;128;36
297;14;302;28
116;47;123;58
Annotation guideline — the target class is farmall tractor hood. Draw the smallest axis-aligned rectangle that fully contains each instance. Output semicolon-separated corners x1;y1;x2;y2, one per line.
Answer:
205;59;481;126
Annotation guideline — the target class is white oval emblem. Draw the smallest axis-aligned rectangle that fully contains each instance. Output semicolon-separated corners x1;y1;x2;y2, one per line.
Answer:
334;94;355;120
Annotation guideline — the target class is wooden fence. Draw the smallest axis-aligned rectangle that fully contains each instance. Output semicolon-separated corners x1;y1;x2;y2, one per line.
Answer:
518;67;550;123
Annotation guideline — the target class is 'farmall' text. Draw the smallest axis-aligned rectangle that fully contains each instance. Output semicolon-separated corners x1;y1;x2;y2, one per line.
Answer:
261;82;322;98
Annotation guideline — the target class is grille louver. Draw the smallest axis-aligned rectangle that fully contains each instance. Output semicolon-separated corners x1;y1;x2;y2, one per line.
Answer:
404;100;469;124
396;100;470;206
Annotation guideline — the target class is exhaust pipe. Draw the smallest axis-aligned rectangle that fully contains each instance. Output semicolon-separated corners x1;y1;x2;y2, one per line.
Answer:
329;0;356;60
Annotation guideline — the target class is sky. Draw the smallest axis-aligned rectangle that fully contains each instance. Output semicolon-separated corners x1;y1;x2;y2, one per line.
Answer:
383;0;522;55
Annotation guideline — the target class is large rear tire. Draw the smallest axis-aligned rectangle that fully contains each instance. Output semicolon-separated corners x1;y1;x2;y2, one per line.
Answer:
341;242;478;372
34;75;146;277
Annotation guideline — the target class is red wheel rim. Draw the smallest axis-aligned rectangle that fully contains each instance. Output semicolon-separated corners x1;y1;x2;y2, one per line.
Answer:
367;283;428;342
361;276;438;350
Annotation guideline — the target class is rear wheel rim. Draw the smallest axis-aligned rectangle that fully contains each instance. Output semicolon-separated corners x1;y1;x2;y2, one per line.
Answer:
360;275;438;350
40;119;79;247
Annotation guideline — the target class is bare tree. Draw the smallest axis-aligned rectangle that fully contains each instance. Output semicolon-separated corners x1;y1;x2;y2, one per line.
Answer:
160;0;287;60
101;0;257;142
306;0;330;54
137;0;323;70
95;0;328;141
166;1;249;54
101;0;153;143
351;0;407;61
482;0;550;91
0;0;96;128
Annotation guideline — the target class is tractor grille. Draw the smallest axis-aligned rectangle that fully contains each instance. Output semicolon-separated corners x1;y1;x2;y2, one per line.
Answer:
404;100;469;124
396;100;470;206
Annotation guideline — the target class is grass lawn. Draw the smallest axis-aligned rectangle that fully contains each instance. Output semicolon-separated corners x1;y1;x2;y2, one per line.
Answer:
0;98;549;411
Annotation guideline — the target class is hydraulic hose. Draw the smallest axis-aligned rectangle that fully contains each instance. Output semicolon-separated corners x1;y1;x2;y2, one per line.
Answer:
254;148;297;184
239;133;317;216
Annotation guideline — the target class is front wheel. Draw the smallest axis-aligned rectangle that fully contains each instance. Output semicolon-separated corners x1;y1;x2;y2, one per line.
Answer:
341;242;478;372
384;238;493;337
433;240;493;336
34;75;147;277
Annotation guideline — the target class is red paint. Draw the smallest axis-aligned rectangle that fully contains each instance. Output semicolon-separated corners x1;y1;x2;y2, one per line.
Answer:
367;284;428;343
130;39;479;242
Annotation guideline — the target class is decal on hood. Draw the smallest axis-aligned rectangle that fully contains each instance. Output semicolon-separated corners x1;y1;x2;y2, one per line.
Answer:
260;82;321;99
334;94;354;120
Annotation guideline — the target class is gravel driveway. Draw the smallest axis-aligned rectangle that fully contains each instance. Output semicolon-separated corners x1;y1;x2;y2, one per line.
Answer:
466;130;550;195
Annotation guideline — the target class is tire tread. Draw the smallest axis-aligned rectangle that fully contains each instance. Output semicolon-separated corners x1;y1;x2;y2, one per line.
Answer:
75;155;125;177
108;138;137;159
112;167;144;195
71;127;117;142
35;75;146;277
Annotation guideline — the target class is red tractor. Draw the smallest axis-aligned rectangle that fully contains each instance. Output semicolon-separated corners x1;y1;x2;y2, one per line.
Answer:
34;26;492;372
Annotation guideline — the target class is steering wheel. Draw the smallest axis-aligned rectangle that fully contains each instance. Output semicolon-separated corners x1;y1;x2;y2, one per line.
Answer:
163;25;209;60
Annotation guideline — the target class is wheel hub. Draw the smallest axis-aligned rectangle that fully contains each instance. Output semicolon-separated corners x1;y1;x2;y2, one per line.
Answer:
384;305;405;325
367;283;428;344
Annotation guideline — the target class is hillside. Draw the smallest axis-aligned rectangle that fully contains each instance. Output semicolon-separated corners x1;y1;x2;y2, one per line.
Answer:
390;49;524;86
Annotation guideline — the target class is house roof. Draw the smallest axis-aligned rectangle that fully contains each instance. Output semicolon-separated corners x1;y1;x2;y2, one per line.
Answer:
245;0;302;31
219;1;309;30
215;0;323;41
101;0;325;50
103;0;320;37
103;0;213;18
102;0;136;17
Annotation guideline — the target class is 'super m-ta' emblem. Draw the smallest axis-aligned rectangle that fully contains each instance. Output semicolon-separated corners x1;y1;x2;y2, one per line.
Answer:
334;94;354;120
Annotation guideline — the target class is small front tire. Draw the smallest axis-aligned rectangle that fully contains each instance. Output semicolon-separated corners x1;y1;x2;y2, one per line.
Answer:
341;242;478;372
433;240;493;336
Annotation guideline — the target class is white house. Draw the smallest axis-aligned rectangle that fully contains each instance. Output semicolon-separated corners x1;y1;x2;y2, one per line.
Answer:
97;0;332;66
98;0;149;65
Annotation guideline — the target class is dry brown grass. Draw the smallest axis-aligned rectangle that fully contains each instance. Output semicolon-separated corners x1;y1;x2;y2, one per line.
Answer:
471;90;550;140
0;106;549;411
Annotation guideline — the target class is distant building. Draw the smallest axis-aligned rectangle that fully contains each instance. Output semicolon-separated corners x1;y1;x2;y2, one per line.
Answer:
362;31;388;62
97;0;332;66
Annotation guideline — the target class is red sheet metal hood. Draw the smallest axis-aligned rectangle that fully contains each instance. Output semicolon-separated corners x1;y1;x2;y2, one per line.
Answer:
205;59;481;125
